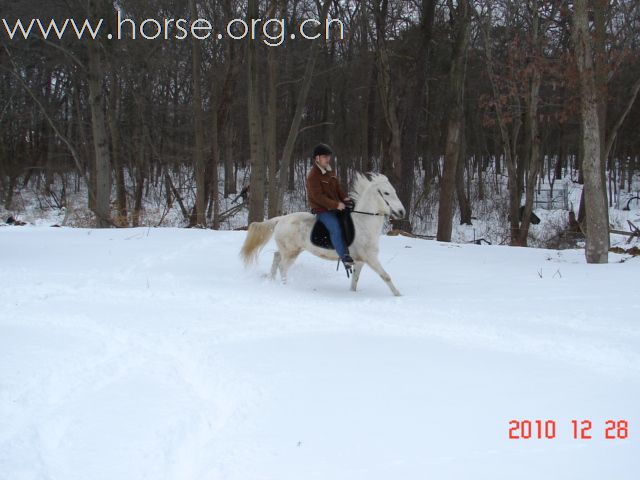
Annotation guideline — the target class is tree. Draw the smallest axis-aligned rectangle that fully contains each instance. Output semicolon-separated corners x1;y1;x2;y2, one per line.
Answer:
86;0;112;228
189;0;207;226
571;0;609;263
247;0;265;223
437;0;470;242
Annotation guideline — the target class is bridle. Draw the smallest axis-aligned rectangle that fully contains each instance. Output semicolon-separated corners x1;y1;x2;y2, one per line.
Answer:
349;189;390;217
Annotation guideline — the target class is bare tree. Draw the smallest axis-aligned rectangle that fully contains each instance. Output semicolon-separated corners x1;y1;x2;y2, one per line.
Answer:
247;0;266;223
437;0;470;242
86;0;112;228
189;0;207;226
572;0;609;263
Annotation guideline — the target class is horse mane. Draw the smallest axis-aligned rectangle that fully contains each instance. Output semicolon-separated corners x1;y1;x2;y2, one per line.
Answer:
350;172;388;200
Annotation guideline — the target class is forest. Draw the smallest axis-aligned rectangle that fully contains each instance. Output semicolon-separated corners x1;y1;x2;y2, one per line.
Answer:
1;0;640;263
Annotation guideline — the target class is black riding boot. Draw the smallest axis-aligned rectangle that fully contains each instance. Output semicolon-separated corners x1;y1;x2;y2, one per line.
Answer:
341;253;354;267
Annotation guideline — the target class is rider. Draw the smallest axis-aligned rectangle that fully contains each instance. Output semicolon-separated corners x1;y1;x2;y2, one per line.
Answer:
306;143;354;268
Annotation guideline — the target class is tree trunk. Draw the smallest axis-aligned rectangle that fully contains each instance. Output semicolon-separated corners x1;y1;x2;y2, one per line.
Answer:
209;74;220;230
190;0;206;226
437;0;470;242
108;73;127;225
516;2;542;247
572;0;609;263
593;0;610;214
86;3;111;228
456;130;472;225
219;0;241;197
132;165;144;227
266;3;280;218
247;0;266;223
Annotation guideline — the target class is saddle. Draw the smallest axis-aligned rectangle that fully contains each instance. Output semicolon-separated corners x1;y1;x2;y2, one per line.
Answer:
310;209;356;250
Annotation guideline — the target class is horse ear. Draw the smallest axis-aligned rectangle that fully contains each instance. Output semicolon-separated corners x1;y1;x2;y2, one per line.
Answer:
355;171;371;184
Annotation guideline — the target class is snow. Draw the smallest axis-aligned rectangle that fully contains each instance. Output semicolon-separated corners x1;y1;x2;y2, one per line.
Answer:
1;226;639;479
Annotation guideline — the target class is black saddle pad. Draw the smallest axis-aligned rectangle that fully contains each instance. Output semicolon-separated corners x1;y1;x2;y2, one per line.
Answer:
311;210;355;250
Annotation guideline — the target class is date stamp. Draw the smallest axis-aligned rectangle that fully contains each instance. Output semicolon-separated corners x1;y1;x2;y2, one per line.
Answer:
508;419;629;440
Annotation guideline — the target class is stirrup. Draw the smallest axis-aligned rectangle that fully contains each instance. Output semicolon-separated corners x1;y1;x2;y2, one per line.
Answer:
337;256;354;278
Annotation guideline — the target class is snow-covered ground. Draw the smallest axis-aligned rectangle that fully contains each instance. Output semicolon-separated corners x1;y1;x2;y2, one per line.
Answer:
1;226;639;480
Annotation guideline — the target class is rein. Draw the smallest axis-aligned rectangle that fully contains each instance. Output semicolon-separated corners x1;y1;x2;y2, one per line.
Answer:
351;209;385;217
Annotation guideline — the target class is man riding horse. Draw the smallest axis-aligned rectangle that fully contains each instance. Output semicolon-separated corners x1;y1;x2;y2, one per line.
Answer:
306;143;355;270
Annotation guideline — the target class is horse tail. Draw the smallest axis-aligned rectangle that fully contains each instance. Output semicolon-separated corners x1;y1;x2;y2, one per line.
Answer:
240;216;282;267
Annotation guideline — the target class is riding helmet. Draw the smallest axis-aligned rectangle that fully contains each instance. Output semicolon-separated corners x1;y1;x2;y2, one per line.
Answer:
312;143;333;158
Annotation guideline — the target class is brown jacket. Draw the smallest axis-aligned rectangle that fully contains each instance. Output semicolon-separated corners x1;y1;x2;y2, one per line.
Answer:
306;162;347;212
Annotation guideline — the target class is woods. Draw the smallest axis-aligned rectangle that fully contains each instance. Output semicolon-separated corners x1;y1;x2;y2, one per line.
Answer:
2;1;640;264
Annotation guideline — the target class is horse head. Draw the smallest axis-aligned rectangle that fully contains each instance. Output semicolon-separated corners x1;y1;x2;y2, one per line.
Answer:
352;173;406;220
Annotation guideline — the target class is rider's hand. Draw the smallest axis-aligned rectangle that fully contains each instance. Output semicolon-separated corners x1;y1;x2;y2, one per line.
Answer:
337;202;346;211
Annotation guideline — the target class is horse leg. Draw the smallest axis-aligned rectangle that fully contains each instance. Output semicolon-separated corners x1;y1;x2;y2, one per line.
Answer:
365;256;401;296
270;251;281;280
350;261;364;292
278;251;300;284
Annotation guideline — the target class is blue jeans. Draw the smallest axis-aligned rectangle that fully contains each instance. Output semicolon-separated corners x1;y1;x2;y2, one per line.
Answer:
317;211;348;258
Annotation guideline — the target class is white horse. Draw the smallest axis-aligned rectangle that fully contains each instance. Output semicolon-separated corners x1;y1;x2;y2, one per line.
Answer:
240;173;406;296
